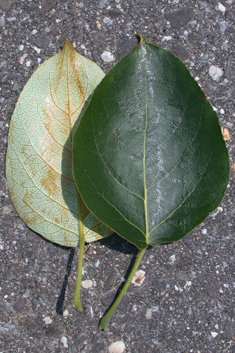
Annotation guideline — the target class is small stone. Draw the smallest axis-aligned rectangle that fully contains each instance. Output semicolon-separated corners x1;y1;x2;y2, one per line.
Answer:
217;3;226;12
78;2;84;8
150;305;159;312
198;1;207;9
44;27;51;33
0;15;5;27
131;270;145;287
19;54;27;65
211;331;218;338
42;1;54;13
25;60;31;67
33;46;41;54
222;127;230;140
61;336;68;348
51;26;59;36
220;108;225;114
202;228;207;235
34;34;49;49
43;317;52;325
221;41;228;51
164;8;194;29
218;21;228;33
63;309;69;317
18;44;24;51
99;0;107;9
101;51;115;62
0;0;12;11
169;254;176;264
209;65;223;81
103;17;113;26
81;279;93;289
162;36;172;41
108;341;125;353
12;83;20;91
145;308;152;319
31;29;38;35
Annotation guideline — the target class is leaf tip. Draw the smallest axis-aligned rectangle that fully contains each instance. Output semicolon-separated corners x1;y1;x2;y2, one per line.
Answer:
137;33;147;46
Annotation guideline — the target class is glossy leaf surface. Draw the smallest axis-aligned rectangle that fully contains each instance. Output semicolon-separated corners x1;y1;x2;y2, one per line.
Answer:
6;39;111;247
73;36;229;250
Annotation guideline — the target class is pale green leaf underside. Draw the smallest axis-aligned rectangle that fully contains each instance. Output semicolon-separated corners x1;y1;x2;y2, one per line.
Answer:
6;40;111;247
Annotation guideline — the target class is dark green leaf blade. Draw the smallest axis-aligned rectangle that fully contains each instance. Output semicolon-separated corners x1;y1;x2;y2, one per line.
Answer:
73;35;229;250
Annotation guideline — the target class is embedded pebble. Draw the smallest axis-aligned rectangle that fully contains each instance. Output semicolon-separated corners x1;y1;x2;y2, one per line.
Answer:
32;29;38;35
222;127;230;140
81;279;93;289
101;51;115;62
108;341;125;353
221;41;228;51
145;308;152;319
0;15;5;27
169;254;176;264
202;228;207;235
18;44;24;51
217;3;226;12
209;65;223;81
218;21;228;33
43;317;52;324
99;0;108;9
162;36;172;41
103;17;113;26
25;60;31;67
63;309;69;317
211;331;218;338
131;270;145;287
61;336;68;348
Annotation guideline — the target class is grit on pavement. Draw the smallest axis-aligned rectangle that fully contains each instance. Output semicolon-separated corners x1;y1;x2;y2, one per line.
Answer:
0;0;234;352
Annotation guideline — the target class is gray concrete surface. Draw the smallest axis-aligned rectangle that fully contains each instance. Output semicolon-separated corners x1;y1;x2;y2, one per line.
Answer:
0;0;234;352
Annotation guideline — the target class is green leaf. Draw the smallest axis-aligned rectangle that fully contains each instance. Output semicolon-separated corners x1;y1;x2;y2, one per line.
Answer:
6;39;112;248
73;35;229;250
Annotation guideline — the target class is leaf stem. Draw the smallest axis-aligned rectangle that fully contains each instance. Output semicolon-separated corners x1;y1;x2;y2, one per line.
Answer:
99;248;146;331
74;191;85;311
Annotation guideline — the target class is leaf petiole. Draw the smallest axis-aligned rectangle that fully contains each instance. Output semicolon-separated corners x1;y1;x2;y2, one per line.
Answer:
74;191;85;311
99;248;146;331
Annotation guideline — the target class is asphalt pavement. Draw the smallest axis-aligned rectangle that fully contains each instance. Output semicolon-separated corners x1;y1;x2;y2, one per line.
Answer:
0;0;234;352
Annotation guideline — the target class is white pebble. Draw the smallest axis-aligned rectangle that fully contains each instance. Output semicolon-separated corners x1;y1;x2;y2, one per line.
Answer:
169;254;176;264
101;51;115;62
18;44;24;51
202;228;207;235
145;308;152;319
43;317;52;325
103;17;113;26
34;46;41;54
25;60;31;67
31;29;37;35
220;108;225;114
19;53;27;65
217;3;226;12
81;279;93;289
131;270;145;287
63;309;69;317
95;260;100;268
108;341;125;353
61;336;68;348
211;331;218;338
162;36;172;41
209;65;223;81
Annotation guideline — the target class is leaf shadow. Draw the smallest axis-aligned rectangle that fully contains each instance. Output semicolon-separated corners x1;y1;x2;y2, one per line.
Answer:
61;93;111;241
56;247;75;315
